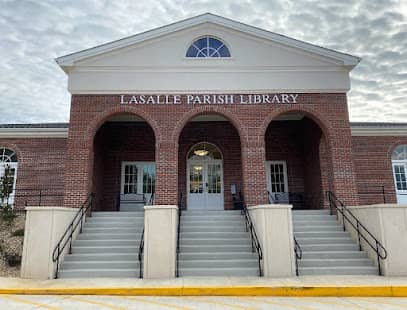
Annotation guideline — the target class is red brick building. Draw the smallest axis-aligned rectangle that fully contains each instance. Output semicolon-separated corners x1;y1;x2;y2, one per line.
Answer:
1;14;407;213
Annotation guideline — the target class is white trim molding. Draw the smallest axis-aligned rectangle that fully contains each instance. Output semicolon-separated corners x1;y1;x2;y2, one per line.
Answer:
0;127;68;138
351;123;407;136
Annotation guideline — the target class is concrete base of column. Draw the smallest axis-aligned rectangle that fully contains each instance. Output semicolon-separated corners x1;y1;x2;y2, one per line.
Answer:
143;205;178;279
21;207;78;279
249;204;296;277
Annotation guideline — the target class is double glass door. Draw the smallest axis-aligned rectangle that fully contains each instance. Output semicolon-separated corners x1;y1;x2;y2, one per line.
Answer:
187;160;223;210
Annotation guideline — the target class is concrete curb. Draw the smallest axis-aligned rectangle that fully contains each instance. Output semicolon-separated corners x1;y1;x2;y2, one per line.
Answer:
0;286;406;296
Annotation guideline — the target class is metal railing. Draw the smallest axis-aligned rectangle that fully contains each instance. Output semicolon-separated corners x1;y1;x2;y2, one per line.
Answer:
268;191;303;276
293;237;302;276
239;192;263;277
11;188;65;207
138;192;154;279
267;191;322;210
176;192;182;277
52;193;95;279
326;191;388;275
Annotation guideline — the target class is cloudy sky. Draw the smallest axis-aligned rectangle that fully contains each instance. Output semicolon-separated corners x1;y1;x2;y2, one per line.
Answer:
0;0;406;124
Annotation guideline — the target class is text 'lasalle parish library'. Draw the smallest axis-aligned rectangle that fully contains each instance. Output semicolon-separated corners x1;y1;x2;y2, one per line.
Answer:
1;14;407;280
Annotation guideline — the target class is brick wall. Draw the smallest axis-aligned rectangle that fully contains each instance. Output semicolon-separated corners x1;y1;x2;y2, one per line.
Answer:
64;93;359;208
0;138;67;209
352;136;407;205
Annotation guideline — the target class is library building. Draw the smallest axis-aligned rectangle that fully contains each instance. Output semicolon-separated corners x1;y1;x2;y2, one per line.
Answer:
1;14;407;280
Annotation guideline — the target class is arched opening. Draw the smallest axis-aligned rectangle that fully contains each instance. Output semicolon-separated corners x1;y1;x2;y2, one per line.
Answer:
391;144;407;204
178;113;242;210
92;113;156;211
0;147;18;205
264;112;329;209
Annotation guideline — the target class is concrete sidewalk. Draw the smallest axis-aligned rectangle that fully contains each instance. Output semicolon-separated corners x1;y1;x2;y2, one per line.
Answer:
0;276;406;296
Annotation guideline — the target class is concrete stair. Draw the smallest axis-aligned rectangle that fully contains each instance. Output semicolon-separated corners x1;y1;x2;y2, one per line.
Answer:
58;211;144;278
178;210;259;277
293;209;378;275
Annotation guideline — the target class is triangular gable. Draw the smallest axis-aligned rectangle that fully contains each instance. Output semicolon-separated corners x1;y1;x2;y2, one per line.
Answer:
56;13;360;68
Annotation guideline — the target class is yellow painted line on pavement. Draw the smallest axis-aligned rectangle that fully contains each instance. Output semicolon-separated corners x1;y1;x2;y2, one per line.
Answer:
185;296;258;310
0;285;405;297
0;294;61;310
65;295;127;310
124;296;194;310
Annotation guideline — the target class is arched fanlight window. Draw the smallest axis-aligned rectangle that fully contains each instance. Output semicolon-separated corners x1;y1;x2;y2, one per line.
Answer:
392;145;407;161
188;142;222;160
186;37;231;58
0;148;17;163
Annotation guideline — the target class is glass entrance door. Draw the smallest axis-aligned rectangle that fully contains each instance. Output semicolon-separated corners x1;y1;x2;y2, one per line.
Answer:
187;160;223;210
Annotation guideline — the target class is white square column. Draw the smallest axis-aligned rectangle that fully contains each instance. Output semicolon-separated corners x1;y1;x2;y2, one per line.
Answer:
249;204;296;277
143;205;178;279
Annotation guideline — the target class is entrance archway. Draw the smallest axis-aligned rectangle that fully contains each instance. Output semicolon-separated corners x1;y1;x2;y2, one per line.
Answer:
264;112;330;209
187;142;223;210
92;113;156;211
178;113;243;210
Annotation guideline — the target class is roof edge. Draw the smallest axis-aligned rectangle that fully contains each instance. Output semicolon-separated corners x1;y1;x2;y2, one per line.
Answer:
56;13;361;68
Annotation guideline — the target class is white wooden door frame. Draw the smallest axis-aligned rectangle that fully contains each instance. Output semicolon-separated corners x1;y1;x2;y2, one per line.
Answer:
392;160;407;204
187;159;224;210
120;161;155;201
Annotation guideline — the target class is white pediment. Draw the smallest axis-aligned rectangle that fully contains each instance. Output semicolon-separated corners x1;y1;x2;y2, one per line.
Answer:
57;13;360;93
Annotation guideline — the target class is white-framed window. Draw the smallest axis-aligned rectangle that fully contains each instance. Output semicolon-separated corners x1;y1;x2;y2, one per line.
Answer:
121;162;155;196
266;161;288;194
0;147;18;205
392;145;407;204
186;37;231;58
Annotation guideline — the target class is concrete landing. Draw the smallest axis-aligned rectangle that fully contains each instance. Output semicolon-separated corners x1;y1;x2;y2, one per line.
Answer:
0;276;407;296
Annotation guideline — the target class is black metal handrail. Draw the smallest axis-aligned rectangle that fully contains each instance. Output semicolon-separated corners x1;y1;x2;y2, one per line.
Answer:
138;192;154;279
268;191;303;276
52;193;95;278
239;192;263;277
138;229;144;278
326;191;388;275
176;192;182;277
293;237;302;276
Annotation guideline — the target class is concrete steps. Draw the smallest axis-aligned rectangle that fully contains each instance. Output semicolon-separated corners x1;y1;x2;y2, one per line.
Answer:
58;211;144;278
178;210;259;277
293;210;378;276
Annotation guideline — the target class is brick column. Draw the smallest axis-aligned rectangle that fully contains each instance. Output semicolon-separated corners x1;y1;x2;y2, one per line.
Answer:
154;140;178;205
241;137;268;206
329;128;360;206
63;134;93;208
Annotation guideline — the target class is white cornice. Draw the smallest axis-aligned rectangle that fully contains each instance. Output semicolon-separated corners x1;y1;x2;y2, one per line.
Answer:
0;128;68;138
56;13;360;69
351;125;407;136
1;123;406;138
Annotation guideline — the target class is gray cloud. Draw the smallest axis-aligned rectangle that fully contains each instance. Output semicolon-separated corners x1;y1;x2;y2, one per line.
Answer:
0;0;406;123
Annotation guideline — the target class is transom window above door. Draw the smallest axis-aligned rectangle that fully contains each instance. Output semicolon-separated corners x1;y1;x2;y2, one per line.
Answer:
187;142;222;160
186;37;231;58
